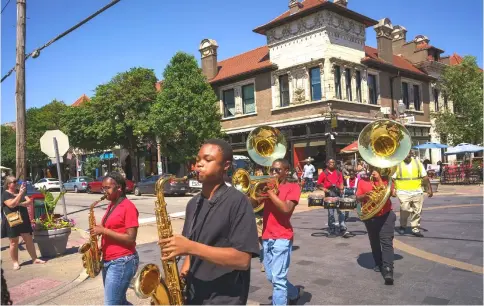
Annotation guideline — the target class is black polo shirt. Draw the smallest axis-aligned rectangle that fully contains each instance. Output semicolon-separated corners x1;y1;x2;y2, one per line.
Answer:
182;183;259;305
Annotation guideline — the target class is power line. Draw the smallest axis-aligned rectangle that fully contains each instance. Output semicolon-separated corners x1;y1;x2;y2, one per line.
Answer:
1;0;11;14
1;0;121;83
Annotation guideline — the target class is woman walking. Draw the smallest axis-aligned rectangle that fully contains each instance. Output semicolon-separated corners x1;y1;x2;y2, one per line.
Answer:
90;172;139;305
2;176;45;270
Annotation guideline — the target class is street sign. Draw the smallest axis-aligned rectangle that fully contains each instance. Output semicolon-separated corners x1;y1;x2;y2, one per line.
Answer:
40;130;70;157
403;116;416;125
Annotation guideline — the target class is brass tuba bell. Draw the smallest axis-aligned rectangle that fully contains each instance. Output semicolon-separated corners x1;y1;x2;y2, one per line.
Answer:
232;126;286;213
356;119;412;221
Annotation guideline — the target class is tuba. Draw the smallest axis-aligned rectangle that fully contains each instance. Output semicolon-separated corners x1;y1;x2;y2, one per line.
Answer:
356;119;412;220
79;195;107;278
133;171;198;305
232;125;286;212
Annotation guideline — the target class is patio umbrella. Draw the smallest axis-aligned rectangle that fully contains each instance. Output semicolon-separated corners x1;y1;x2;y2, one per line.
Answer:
444;143;484;155
340;141;358;154
413;142;448;149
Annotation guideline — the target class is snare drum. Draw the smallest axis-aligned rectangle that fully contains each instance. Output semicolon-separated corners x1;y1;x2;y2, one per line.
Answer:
308;192;324;207
323;197;340;209
338;197;357;211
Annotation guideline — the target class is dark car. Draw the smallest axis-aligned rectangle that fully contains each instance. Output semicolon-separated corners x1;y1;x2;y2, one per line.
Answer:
134;174;189;196
87;176;134;194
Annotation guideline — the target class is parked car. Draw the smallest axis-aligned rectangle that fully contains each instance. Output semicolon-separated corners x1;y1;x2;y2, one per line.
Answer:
87;176;134;194
34;178;61;191
133;174;189;196
63;176;93;193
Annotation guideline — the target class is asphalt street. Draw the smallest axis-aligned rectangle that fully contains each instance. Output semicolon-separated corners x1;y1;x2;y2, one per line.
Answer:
51;191;195;231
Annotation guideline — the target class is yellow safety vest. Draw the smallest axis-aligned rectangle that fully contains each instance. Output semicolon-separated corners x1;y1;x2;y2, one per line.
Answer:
394;159;423;191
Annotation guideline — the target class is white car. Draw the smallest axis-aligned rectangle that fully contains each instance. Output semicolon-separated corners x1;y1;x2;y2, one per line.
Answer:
34;178;61;191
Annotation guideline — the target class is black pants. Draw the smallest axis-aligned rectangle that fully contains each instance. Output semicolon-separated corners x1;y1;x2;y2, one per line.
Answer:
363;210;396;269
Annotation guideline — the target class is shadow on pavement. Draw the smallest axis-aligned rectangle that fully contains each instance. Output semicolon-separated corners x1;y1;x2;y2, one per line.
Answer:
265;286;312;305
357;252;403;269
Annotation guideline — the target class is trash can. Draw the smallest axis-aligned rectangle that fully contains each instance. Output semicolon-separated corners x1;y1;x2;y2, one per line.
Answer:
34;199;47;219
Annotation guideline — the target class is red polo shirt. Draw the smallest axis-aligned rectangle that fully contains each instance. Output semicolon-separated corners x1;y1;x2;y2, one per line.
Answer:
101;198;139;261
317;169;343;189
355;178;394;217
262;182;300;240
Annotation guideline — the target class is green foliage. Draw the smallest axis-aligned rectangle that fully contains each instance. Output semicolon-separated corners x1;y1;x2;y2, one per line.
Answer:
38;187;67;225
27;100;69;166
433;56;483;145
61;67;158;181
1;125;16;169
148;52;223;163
83;157;101;178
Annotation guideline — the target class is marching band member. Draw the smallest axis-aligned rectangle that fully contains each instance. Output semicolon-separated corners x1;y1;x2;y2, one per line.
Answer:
256;158;303;305
90;172;139;305
393;151;433;237
160;139;259;305
317;159;347;236
343;170;359;221
356;167;396;285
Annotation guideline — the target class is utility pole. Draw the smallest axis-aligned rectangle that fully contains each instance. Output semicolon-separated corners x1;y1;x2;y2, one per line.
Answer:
16;0;27;180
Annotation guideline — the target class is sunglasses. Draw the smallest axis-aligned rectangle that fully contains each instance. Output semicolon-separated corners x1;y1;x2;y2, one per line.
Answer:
270;167;283;174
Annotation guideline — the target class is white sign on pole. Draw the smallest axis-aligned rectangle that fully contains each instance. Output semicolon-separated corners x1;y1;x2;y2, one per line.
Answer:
402;116;415;125
40;130;70;158
50;157;64;164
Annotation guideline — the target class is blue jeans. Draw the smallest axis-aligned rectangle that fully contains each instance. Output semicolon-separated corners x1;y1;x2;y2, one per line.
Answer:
328;209;346;233
262;239;298;305
102;252;139;305
303;178;314;192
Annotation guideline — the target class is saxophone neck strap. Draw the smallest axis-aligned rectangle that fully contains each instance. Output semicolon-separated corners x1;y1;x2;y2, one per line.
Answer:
102;196;125;226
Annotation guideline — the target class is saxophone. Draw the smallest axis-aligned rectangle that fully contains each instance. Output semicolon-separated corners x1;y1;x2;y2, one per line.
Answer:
133;171;197;305
79;195;107;278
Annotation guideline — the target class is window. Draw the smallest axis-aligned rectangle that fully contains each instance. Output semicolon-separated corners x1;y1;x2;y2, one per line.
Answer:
443;94;448;110
242;84;255;114
356;70;362;102
368;74;377;105
433;89;439;111
345;68;352;101
334;66;342;99
310;67;322;101
402;82;409;108
413;85;421;111
222;89;235;117
279;75;290;107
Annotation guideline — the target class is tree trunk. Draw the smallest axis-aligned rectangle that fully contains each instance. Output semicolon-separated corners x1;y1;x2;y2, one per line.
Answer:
128;147;138;183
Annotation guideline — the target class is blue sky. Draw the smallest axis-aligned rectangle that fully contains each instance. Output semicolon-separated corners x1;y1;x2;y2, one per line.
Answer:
1;0;482;123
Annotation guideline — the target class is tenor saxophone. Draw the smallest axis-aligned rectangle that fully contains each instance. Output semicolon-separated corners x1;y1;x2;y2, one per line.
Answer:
133;171;197;305
79;195;107;278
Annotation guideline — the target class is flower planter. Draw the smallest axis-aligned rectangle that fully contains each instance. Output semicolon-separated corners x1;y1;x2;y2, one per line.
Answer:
34;227;72;258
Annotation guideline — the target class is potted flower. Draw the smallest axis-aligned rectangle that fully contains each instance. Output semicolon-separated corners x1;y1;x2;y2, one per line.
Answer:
32;188;75;257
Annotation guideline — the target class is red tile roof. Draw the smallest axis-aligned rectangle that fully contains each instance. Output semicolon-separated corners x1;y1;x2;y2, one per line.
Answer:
209;46;274;83
253;0;377;34
363;46;427;75
449;53;464;66
71;94;90;107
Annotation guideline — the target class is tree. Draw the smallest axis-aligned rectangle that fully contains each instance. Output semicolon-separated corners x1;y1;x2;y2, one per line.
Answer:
26;100;69;167
148;52;223;164
1;125;16;169
83;157;101;179
433;56;483;145
62;67;158;182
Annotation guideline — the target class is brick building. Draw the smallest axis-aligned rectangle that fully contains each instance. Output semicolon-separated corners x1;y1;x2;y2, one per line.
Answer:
198;0;463;170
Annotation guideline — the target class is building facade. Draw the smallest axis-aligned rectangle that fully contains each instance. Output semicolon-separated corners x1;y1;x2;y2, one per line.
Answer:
199;0;460;170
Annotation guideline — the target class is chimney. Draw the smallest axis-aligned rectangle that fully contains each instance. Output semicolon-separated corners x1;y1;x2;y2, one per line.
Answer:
374;18;394;64
199;39;219;80
391;25;407;53
414;34;430;47
288;0;302;15
334;0;348;7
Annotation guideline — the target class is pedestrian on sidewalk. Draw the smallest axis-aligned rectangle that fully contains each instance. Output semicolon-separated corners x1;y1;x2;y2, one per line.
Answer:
159;139;260;305
393;151;433;237
257;158;303;305
356;166;397;285
302;157;315;192
90;172;139;305
2;176;45;270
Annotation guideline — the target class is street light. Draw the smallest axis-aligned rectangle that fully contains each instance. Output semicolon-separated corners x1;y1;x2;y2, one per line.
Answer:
397;99;406;116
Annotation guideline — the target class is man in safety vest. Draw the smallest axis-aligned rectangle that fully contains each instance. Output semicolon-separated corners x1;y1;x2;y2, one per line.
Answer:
393;151;433;237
